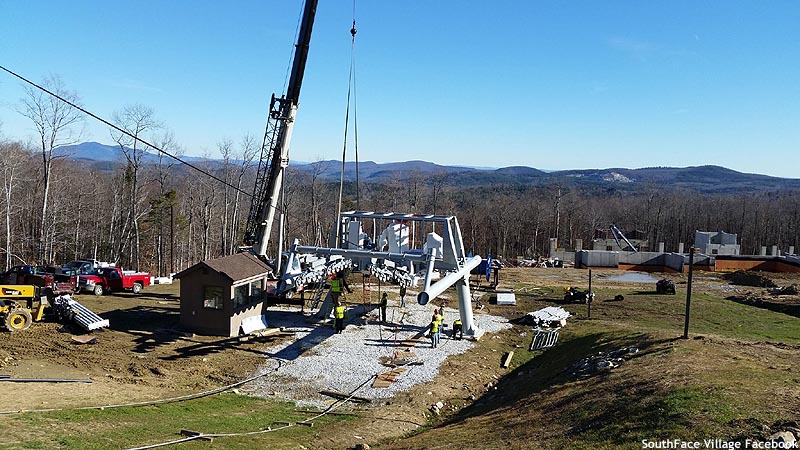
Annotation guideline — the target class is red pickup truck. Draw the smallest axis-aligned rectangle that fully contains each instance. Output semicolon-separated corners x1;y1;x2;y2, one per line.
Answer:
79;267;151;296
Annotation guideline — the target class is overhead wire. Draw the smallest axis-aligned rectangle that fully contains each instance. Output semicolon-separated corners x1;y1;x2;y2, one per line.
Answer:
0;64;251;198
0;64;322;228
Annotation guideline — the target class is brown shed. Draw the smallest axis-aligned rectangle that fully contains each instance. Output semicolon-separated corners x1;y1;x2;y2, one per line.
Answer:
175;253;272;337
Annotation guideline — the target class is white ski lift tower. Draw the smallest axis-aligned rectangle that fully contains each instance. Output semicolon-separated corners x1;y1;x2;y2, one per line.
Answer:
286;212;485;340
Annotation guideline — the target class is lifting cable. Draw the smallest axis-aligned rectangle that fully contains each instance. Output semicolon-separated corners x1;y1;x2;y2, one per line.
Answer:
335;1;361;246
351;2;361;209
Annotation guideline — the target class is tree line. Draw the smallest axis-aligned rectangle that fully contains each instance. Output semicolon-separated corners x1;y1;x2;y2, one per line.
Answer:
1;77;798;275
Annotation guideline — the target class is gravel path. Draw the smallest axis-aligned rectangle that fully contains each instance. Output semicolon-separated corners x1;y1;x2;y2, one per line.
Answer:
245;301;511;408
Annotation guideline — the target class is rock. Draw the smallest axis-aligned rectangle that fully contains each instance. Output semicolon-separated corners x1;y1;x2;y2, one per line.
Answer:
435;401;444;409
354;444;370;450
769;431;796;445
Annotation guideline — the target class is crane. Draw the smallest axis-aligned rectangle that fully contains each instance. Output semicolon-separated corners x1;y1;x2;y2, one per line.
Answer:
238;1;483;339
244;0;318;265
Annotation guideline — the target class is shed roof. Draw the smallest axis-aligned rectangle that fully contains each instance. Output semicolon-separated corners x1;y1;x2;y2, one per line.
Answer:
175;252;271;282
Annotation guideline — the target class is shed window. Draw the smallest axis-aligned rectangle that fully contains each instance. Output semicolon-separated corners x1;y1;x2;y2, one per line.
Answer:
203;286;225;310
233;284;249;309
233;279;265;309
250;280;264;302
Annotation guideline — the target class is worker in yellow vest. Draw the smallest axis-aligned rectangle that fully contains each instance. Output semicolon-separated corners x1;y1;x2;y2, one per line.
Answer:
452;319;463;340
334;303;346;333
430;316;440;348
329;271;352;306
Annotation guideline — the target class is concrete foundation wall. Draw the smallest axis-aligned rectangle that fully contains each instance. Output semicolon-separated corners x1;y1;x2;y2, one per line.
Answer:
576;250;619;268
617;263;681;273
713;258;800;273
551;249;576;263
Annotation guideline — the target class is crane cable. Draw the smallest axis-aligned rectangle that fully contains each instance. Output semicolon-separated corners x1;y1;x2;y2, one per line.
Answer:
335;4;361;247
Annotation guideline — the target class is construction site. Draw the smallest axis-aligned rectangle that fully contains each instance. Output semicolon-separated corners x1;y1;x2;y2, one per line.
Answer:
2;264;800;449
2;1;800;449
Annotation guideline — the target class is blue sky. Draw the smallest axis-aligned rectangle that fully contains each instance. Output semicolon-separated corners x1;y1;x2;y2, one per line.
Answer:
1;1;799;177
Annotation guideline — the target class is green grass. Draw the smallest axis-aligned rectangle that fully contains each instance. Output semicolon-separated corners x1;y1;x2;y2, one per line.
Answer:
381;285;800;449
0;394;346;450
574;288;800;344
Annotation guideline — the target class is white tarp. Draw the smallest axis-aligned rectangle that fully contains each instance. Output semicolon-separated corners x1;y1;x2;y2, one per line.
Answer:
241;315;269;335
526;306;570;327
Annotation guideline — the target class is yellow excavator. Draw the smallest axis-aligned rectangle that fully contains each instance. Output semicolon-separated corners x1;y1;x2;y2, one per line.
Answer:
0;285;49;331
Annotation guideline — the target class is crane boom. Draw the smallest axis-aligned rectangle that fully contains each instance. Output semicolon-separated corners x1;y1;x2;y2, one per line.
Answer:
245;0;318;261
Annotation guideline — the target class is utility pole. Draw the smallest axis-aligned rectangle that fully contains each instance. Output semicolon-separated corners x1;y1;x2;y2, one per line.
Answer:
170;203;175;274
587;269;593;319
683;247;695;339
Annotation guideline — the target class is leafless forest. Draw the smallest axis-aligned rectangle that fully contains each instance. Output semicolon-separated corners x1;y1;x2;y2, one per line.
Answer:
2;78;798;275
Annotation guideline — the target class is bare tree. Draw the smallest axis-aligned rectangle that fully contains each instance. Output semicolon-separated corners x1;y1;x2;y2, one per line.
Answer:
18;75;83;263
217;139;233;255
111;104;160;270
149;131;179;275
229;134;258;252
0;142;27;269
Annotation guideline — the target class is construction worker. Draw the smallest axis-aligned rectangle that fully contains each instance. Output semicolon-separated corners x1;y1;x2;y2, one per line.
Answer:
329;271;352;306
429;315;440;348
334;303;346;333
432;308;443;327
452;319;463;340
380;292;388;323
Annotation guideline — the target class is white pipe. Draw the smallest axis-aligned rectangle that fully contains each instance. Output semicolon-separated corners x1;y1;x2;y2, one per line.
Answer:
417;255;482;305
420;248;437;294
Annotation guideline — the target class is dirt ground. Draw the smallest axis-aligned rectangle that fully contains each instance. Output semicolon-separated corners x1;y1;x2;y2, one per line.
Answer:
0;283;283;412
2;267;799;447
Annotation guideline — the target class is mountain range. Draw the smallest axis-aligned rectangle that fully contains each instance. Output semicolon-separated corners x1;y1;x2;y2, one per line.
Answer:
55;142;800;194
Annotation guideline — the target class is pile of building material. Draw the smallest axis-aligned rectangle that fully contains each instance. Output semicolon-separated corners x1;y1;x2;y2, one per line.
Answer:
51;295;109;331
530;329;560;351
569;347;639;378
495;293;516;306
520;306;571;328
723;270;777;288
771;284;799;296
153;275;174;285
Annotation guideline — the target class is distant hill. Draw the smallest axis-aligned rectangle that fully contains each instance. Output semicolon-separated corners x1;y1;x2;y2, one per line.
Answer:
55;142;800;194
55;141;212;165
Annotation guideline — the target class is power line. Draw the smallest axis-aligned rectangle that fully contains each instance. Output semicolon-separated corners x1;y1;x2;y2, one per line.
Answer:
0;64;252;198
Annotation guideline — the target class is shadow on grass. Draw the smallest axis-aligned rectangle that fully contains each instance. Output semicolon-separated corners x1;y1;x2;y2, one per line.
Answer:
726;296;800;319
440;332;681;429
